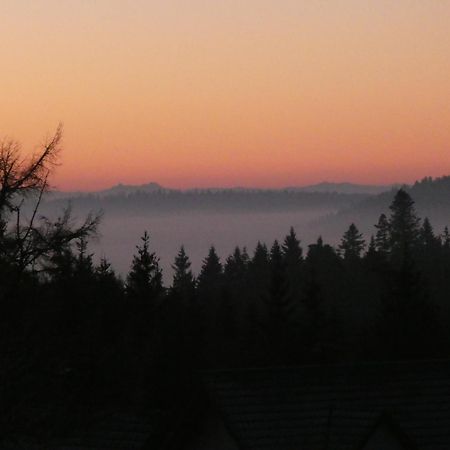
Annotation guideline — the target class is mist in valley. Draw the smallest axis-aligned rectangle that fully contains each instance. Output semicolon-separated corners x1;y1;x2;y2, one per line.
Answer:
42;176;450;281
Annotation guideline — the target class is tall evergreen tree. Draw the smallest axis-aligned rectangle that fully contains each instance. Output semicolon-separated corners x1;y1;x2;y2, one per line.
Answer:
419;217;440;250
339;223;365;260
171;246;195;299
95;257;123;296
282;227;303;266
242;242;270;360
249;241;270;285
264;240;292;363
374;213;390;255
74;237;95;280
269;240;285;298
126;231;163;302
197;246;223;294
281;227;303;312
388;189;420;261
224;247;248;283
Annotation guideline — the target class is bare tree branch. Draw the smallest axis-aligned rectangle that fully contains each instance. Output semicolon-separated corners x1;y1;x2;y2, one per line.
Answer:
0;125;101;278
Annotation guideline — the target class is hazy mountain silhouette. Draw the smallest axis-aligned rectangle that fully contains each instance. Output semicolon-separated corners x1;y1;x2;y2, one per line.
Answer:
289;182;395;195
98;181;165;197
41;187;370;215
315;176;450;241
47;181;166;199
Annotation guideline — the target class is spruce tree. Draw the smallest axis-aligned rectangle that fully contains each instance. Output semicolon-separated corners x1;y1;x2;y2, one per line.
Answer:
281;227;303;310
245;241;270;340
197;246;223;293
249;241;270;280
95;257;123;296
339;223;365;260
374;213;390;255
282;227;303;266
75;237;95;280
388;189;420;260
419;217;439;249
126;231;163;302
224;246;248;283
171;246;195;298
265;240;291;363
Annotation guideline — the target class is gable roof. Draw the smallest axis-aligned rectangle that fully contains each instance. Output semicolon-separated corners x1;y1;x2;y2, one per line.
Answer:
204;359;450;450
357;412;417;450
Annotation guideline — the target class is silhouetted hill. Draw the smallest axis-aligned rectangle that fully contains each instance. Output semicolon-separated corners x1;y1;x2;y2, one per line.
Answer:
289;182;395;195
315;176;450;241
47;181;166;200
40;188;370;215
98;182;165;197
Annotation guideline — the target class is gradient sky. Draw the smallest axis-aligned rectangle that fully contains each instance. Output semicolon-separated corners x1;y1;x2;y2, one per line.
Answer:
1;1;450;190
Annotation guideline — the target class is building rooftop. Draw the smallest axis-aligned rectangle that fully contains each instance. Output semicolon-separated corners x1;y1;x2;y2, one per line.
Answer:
204;360;450;450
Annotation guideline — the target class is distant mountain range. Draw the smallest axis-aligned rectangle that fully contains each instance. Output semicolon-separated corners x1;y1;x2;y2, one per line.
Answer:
48;182;165;199
36;176;450;247
41;177;450;221
287;182;395;195
48;181;394;198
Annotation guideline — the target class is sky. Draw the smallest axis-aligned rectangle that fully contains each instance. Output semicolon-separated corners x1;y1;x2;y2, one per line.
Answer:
1;0;450;191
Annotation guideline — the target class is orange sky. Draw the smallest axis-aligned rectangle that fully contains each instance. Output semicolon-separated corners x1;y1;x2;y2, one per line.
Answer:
1;1;450;190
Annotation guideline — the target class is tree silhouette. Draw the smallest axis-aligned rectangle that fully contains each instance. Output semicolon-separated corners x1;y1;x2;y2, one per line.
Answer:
419;217;440;250
374;213;390;256
339;223;365;260
0;126;99;282
388;189;420;262
126;231;163;302
282;227;303;266
171;245;195;300
197;246;222;294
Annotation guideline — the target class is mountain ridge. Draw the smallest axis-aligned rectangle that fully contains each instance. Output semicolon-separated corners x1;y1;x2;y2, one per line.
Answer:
49;181;395;197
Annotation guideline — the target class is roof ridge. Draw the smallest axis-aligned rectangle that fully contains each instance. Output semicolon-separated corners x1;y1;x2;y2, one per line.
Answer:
201;358;450;376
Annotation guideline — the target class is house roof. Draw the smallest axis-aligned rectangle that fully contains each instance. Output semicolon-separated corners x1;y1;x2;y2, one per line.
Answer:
204;359;450;450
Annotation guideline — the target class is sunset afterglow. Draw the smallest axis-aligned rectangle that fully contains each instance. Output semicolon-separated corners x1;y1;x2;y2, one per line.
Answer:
1;1;450;190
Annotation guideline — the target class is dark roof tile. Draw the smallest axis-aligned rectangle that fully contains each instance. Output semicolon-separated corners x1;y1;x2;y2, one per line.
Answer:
204;360;450;450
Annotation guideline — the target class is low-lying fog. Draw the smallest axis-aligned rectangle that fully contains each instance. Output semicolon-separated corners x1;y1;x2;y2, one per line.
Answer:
89;209;340;282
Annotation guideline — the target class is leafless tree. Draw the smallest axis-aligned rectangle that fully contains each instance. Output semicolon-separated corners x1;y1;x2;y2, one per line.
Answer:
0;125;100;276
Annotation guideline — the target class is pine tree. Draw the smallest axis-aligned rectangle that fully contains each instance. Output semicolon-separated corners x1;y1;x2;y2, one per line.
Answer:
197;246;223;293
339;223;365;260
282;227;303;266
367;236;376;256
171;246;195;298
374;213;390;255
95;257;123;294
264;240;291;363
246;241;270;331
419;217;440;250
388;189;420;260
224;247;248;282
250;241;270;279
281;227;303;309
126;231;163;301
75;237;95;280
365;236;378;266
96;257;114;280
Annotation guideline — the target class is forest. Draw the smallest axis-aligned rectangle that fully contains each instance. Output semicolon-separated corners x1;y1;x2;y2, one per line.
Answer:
40;185;367;214
1;132;450;435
